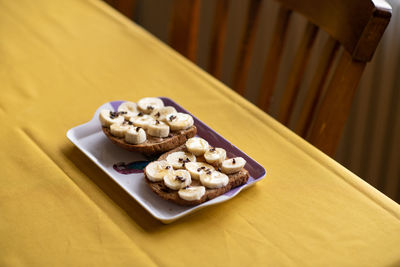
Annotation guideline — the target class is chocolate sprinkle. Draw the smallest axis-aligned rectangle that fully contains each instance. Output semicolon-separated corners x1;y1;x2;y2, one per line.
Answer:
137;112;143;117
109;111;118;119
165;166;171;169
178;158;183;162
232;158;236;164
209;148;216;152
147;105;154;111
175;176;186;182
169;115;177;121
109;111;126;119
155;112;160;117
136;127;141;132
155;120;160;125
206;170;212;175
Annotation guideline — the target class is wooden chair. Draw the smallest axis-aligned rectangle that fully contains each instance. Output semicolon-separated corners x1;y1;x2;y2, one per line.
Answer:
105;0;392;158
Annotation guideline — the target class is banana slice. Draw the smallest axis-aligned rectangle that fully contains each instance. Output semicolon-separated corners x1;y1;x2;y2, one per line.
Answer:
130;114;156;129
204;147;226;166
163;169;192;190
166;151;196;169
99;109;125;127
118;101;138;119
184;162;215;180
166;113;194;131
151;106;177;122
110;121;132;138
137;97;164;114
185;137;209;156
125;126;146;144
200;170;229;189
178;186;206;201
220;157;246;174
147;120;170;138
145;160;173;182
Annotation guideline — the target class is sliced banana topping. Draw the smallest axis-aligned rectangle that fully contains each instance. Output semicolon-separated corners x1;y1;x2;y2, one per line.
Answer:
147;120;170;138
130;114;156;129
166;151;196;169
125;126;146;144
178;186;206;201
221;157;246;174
200;170;229;189
110;122;132;138
185;137;209;156
145;160;173;182
99;109;125;127
204;147;226;166
118;101;138;119
163;169;192;190
184;162;215;180
166;113;194;131
137;97;164;114
151;106;177;122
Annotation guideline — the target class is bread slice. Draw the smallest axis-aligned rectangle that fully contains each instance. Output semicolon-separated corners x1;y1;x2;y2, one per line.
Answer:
102;126;197;156
144;145;250;206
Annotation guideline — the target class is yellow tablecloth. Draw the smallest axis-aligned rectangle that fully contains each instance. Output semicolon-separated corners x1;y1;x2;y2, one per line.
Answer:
1;0;399;266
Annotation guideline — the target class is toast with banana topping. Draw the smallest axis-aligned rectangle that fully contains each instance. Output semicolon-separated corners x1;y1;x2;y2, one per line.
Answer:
99;97;197;155
144;138;250;206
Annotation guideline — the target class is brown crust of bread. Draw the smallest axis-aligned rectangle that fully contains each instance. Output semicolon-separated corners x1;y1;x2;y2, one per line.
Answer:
102;126;197;156
144;145;250;206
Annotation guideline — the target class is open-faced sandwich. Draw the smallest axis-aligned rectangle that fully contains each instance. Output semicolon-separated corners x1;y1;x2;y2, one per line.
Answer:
99;97;197;155
144;137;250;206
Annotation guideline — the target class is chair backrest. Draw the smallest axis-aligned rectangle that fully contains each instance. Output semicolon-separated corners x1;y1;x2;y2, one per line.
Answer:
264;0;391;156
105;0;391;157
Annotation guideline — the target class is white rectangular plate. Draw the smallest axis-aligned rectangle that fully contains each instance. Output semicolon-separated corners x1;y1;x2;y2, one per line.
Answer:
67;97;266;223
